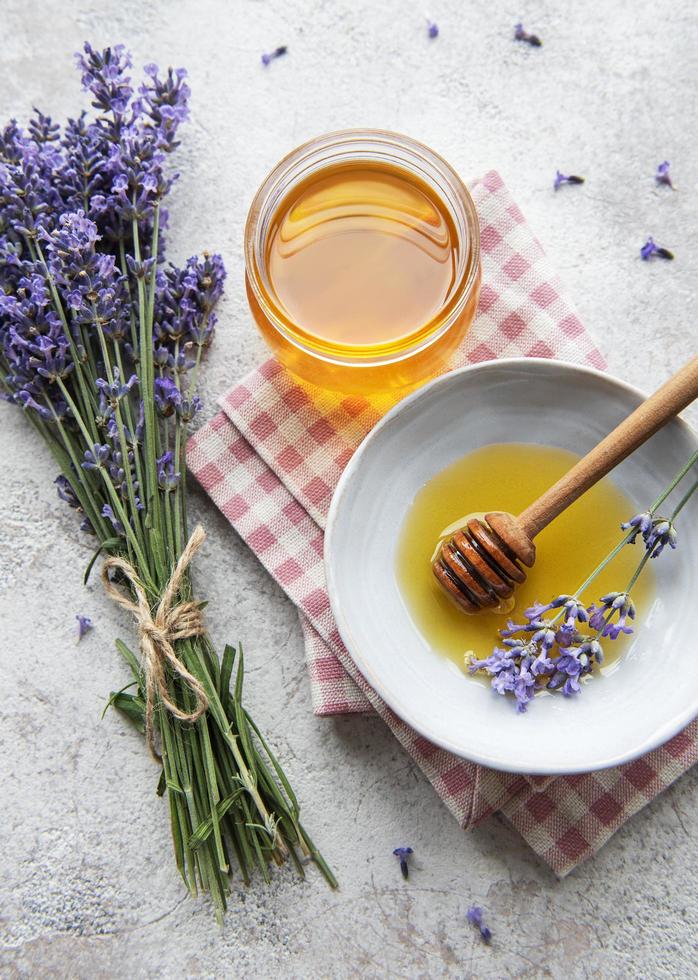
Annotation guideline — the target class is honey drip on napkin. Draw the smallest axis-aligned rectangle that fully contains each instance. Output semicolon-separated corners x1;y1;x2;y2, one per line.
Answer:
265;160;459;351
396;443;654;675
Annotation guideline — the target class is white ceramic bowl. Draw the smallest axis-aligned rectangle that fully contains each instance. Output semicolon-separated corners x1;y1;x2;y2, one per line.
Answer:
325;359;698;774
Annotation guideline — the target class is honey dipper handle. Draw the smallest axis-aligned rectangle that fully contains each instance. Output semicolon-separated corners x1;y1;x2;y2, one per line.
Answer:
517;354;698;539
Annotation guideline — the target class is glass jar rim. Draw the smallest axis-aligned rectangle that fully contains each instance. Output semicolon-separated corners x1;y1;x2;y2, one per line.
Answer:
244;129;481;368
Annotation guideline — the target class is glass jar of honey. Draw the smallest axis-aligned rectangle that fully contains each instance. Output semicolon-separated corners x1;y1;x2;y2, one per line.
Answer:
244;130;481;394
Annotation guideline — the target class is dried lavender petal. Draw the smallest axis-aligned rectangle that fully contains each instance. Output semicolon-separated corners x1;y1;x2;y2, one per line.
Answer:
640;237;674;261
392;846;413;879
655;161;674;188
261;46;288;66
467;906;492;944
76;614;93;641
514;23;542;46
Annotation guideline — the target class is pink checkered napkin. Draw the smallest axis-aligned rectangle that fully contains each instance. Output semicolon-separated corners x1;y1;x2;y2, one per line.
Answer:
188;171;697;875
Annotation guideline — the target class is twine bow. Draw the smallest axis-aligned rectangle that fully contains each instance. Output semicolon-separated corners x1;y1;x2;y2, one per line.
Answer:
101;525;209;759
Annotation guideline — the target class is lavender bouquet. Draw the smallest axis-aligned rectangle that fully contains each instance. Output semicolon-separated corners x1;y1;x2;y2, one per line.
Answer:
0;43;334;918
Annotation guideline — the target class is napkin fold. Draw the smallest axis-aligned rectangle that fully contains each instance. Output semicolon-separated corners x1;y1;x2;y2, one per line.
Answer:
187;171;698;875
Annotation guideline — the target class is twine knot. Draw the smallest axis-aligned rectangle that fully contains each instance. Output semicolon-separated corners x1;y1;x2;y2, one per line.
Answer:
101;525;209;759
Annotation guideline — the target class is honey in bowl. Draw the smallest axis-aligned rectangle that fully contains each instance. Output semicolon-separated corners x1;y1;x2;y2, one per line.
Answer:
245;130;481;393
396;443;654;678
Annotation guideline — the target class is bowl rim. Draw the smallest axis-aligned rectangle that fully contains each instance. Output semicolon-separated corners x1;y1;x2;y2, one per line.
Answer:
325;357;698;774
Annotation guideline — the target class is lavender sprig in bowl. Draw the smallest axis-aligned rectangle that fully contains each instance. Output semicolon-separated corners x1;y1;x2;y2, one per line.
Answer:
0;42;335;919
470;453;698;713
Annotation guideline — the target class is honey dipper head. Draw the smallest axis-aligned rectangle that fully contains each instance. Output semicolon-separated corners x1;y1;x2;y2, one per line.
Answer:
431;511;536;613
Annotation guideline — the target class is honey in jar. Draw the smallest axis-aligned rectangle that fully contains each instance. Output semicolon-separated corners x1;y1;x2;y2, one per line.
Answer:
245;131;481;393
396;443;654;678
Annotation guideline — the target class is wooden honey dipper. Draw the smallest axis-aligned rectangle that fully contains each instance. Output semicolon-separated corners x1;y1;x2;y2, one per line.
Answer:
432;355;698;613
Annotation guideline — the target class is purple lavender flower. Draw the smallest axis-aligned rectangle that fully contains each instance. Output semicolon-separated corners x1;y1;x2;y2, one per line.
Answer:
154;345;171;368
261;46;288;67
514;23;542;47
555;649;583;677
82;443;111;470
655;161;673;189
546;646;587;694
467;906;492;944
621;511;653;542
530;623;557;649
29;109;60;145
154;376;182;416
393;846;413;879
95;367;138;405
622;511;677;557
0;44;225;544
178;395;202;423
562;674;581;696
155;253;226;350
640;237;674;261
560;596;588;626
75;43;134;119
531;650;556;676
554;171;585;191
55;475;80;509
157;450;180;491
555;622;577;648
577;637;604;665
469;645;517;676
125;254;156;280
645;518;677;557
587;592;635;639
427;20;439;39
76;614;93;641
478;592;611;710
513;663;536;712
137;63;190;151
101;503;125;535
490;668;517;695
172;349;196;375
523;599;556;620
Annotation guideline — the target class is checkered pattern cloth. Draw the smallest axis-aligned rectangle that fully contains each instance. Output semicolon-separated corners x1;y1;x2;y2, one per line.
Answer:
187;171;698;876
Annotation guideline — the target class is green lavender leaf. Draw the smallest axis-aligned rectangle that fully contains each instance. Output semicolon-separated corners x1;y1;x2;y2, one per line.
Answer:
83;536;122;585
106;691;146;732
219;643;236;712
115;638;143;683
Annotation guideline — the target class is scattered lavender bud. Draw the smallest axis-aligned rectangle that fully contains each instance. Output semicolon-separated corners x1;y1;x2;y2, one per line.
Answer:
640;237;674;261
426;19;439;39
393;846;413;879
554;170;585;191
76;614;93;641
467;906;492;944
514;23;542;47
655;161;674;189
261;46;287;67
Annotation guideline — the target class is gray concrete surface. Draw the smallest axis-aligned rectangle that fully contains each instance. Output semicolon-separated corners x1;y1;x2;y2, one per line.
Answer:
1;1;697;977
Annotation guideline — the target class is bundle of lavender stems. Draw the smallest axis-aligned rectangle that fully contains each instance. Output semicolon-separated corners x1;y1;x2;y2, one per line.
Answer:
0;43;334;918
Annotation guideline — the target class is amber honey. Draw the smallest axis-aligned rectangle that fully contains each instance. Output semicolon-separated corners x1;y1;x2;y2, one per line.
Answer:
245;131;481;393
266;162;459;349
396;443;654;676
